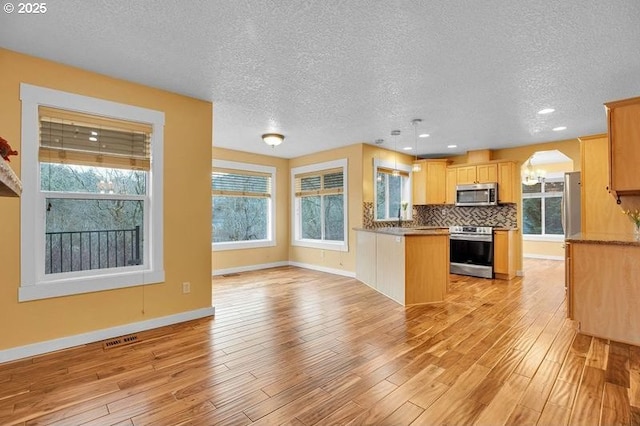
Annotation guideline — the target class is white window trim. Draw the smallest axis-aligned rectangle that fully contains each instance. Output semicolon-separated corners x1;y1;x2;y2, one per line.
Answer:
291;158;348;252
373;158;413;221
522;176;564;239
19;83;165;302
211;159;276;251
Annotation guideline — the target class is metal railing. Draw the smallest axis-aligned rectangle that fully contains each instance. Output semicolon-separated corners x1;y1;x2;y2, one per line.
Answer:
45;226;141;274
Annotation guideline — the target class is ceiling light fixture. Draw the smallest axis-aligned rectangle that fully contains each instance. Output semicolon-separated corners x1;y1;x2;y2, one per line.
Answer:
403;146;413;151
522;157;546;186
537;108;555;115
262;133;284;146
552;126;567;131
419;133;430;138
411;119;422;172
391;130;401;177
447;144;457;149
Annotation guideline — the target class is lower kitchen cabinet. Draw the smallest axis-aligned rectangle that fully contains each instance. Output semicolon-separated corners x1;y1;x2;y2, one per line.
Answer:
355;230;449;305
566;237;640;346
493;229;515;280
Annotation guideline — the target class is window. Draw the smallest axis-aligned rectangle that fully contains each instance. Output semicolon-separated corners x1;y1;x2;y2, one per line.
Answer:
211;160;275;251
20;84;164;301
373;159;412;221
522;177;564;238
291;159;348;251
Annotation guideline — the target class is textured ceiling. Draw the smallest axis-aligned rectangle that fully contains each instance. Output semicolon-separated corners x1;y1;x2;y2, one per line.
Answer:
2;1;640;159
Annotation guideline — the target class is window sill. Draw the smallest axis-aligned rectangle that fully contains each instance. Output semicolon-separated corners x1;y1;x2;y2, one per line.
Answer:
523;235;565;242
19;268;165;302
212;240;275;251
292;239;348;252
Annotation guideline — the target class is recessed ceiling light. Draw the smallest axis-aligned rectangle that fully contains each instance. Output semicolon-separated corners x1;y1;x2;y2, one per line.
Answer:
552;126;567;131
403;146;413;151
91;131;98;136
538;108;555;115
447;144;457;149
89;137;98;142
419;133;430;138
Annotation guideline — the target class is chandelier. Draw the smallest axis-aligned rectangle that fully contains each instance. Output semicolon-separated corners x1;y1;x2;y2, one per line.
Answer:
522;158;546;185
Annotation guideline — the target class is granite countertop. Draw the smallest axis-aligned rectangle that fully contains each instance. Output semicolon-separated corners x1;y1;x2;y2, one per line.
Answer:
354;227;449;236
493;227;519;231
566;232;640;246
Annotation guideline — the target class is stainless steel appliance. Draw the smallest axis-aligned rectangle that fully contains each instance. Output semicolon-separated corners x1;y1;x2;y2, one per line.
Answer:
449;225;494;279
562;171;581;238
455;183;498;206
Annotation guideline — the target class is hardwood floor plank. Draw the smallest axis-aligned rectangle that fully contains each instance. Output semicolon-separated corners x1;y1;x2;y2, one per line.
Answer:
569;366;605;425
2;261;639;426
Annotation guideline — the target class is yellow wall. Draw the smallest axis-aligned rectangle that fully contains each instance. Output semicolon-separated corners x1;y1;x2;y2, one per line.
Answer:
211;147;290;272
523;240;565;259
0;48;213;350
287;144;364;273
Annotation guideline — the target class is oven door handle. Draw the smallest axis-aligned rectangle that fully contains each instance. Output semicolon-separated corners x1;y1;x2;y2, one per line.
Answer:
450;234;493;242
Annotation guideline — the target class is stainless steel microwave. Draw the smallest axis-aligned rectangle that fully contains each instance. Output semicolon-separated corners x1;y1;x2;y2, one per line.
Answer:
455;182;498;206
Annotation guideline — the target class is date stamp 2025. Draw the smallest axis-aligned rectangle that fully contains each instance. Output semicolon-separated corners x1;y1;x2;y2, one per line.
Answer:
4;2;48;14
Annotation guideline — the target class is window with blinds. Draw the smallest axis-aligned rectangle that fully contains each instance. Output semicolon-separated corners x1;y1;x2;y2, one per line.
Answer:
211;162;276;247
291;160;347;248
39;106;151;170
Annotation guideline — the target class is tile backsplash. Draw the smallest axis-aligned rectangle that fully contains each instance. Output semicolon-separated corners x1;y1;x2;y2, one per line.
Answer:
362;202;517;229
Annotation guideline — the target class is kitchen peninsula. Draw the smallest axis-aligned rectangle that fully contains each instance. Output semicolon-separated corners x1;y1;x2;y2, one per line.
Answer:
355;227;449;305
566;233;640;346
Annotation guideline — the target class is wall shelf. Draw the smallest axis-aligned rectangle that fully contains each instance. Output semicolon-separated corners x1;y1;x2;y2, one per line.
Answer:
0;157;22;197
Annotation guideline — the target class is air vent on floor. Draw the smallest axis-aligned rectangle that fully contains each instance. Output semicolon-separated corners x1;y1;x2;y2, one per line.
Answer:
103;333;139;350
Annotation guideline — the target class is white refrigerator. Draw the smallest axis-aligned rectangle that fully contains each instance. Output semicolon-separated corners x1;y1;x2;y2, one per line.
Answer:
562;171;581;238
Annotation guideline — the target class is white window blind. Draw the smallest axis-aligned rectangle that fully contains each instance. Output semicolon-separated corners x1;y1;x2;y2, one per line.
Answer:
294;168;344;196
39;106;152;170
212;169;272;198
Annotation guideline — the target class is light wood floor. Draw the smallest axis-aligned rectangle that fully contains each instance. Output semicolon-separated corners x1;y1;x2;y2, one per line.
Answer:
1;259;639;425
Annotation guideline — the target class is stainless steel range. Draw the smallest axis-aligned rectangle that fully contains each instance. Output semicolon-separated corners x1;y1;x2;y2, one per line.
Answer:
449;226;494;279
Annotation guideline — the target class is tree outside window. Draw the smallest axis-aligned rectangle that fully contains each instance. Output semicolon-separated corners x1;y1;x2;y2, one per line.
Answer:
522;179;564;236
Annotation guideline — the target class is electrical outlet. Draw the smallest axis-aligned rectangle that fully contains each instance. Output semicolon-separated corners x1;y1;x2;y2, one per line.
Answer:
182;282;191;294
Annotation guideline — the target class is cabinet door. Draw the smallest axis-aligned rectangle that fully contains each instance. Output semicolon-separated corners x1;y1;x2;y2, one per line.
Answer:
493;230;514;279
493;231;508;274
411;160;428;205
476;164;498;183
456;166;477;184
497;162;515;203
607;98;640;194
426;161;447;204
446;168;457;204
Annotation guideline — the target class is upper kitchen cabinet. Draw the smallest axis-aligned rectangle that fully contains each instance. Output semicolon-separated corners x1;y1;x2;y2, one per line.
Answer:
412;159;448;205
497;161;516;203
454;163;497;185
605;96;640;198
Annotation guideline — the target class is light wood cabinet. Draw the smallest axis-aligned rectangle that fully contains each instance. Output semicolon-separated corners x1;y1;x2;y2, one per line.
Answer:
446;168;457;204
497;161;516;203
476;164;498;183
493;229;515;279
565;242;572;319
412;160;448;205
456;166;477;184
605;96;640;197
568;240;640;346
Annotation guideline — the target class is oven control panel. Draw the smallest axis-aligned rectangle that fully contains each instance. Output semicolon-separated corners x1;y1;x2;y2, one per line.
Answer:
449;226;493;234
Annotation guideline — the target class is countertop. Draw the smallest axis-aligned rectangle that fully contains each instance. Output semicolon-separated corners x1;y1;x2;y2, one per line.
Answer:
354;227;449;236
566;232;640;246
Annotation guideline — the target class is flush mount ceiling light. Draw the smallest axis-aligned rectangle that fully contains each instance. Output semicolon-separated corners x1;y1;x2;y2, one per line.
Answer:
411;119;422;172
537;108;555;115
262;133;284;146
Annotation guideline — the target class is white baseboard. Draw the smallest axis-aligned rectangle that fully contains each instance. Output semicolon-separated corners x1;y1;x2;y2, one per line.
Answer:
212;261;289;276
0;306;215;364
524;253;564;261
288;261;356;278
